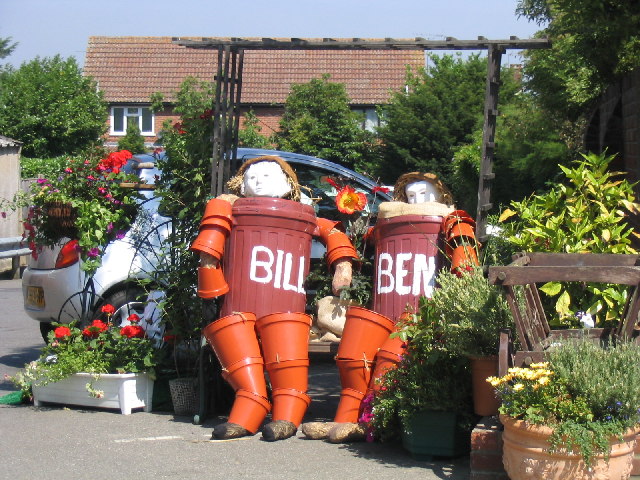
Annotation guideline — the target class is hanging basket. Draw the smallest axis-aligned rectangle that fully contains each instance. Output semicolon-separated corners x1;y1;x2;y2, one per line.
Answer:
42;201;78;239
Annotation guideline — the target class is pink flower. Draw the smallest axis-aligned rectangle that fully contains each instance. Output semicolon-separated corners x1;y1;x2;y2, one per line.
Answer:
87;247;100;258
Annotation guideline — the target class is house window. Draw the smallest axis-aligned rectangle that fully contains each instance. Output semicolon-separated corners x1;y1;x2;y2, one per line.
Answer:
352;107;381;132
111;106;154;136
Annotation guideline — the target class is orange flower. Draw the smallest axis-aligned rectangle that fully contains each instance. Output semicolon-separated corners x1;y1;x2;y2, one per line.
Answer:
336;185;367;214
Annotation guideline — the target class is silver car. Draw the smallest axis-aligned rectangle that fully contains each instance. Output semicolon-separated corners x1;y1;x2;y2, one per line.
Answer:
22;148;392;341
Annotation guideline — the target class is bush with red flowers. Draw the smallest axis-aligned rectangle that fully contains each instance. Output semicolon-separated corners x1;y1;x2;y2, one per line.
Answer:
9;304;159;399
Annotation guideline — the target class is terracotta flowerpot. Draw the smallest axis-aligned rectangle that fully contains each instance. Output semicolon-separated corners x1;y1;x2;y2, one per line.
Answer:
470;355;500;416
202;312;259;368
255;312;312;364
265;358;309;392
500;414;639;480
227;389;271;434
337;306;394;361
271;388;311;427
333;388;366;423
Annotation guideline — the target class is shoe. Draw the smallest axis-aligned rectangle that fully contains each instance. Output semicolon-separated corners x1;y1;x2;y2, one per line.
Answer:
328;422;366;443
261;420;297;441
300;421;337;440
212;422;250;439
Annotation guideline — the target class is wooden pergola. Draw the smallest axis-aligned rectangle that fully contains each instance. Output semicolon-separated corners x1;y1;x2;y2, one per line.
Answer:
173;36;551;242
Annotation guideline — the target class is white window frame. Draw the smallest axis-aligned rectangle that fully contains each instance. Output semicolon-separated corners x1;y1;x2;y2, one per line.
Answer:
352;107;381;132
110;106;154;136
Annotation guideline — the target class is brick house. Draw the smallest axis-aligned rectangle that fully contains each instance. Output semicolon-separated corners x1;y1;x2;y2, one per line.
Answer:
83;36;425;147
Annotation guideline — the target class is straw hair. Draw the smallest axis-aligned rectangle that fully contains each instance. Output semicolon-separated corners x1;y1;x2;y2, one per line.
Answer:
227;155;301;201
393;172;454;206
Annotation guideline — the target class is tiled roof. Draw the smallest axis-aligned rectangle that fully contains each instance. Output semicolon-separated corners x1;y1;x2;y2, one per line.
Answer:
84;36;425;105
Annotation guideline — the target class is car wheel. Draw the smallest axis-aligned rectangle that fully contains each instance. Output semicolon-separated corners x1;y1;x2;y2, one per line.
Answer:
39;322;54;343
97;288;147;326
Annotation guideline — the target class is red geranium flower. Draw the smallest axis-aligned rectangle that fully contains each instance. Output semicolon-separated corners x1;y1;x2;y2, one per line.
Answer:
336;185;367;214
54;326;72;339
82;319;108;338
101;304;115;315
127;313;140;323
372;185;390;194
120;324;145;339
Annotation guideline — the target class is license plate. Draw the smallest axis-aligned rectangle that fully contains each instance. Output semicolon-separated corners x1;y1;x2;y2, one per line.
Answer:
26;286;45;309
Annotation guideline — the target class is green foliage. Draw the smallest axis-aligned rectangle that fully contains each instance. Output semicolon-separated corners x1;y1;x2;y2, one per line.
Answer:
452;86;570;214
375;54;487;185
117;120;147;153
273;74;379;171
490;339;640;466
0;36;17;60
498;151;640;325
429;266;515;357
9;314;160;400
238;110;273;148
369;298;474;442
152;77;215;348
20;156;70;179
0;55;107;157
517;0;640;118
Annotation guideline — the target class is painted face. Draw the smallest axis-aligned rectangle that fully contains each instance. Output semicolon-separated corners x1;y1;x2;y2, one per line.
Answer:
405;180;439;204
242;161;292;198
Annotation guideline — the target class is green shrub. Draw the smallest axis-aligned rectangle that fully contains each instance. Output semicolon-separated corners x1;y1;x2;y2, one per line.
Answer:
498;151;640;326
117;121;146;154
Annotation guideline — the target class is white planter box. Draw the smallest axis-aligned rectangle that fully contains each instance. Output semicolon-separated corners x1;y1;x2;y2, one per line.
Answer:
32;372;154;415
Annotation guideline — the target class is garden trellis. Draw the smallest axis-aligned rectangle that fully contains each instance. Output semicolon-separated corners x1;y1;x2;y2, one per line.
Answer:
173;36;550;242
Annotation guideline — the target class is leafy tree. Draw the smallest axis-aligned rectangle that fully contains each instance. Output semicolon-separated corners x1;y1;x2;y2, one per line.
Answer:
273;74;378;171
452;84;571;214
0;55;107;157
238;110;273;149
375;54;487;186
517;0;640;119
0;37;17;60
117;119;146;153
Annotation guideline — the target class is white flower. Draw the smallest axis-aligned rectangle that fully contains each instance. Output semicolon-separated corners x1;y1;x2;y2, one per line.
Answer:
576;311;595;328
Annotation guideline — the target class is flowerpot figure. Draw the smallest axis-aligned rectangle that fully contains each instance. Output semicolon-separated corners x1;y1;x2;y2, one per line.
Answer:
302;172;479;442
191;155;358;441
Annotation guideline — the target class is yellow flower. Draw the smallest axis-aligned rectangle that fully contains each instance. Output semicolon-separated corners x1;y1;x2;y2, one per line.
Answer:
538;376;550;385
513;383;525;391
530;362;549;369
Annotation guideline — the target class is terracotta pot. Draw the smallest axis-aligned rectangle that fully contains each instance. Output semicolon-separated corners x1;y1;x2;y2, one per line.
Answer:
470;355;500;416
337;306;394;361
256;312;312;364
500;414;639;480
271;388;311;427
265;358;309;392
197;265;229;299
202;313;260;368
221;357;268;397
333;388;366;423
227;389;271;434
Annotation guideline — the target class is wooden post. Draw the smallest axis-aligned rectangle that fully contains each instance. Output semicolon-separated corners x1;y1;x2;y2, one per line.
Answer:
210;46;243;197
476;43;504;243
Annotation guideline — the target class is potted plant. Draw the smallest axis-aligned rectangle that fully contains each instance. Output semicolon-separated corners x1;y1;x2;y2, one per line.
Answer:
363;296;475;458
429;264;515;416
9;304;161;414
488;339;640;479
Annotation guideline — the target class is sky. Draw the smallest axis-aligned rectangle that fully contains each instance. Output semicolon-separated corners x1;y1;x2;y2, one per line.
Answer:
1;0;543;68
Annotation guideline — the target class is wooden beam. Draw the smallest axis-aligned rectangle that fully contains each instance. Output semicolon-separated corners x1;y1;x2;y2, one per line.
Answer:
173;36;550;51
